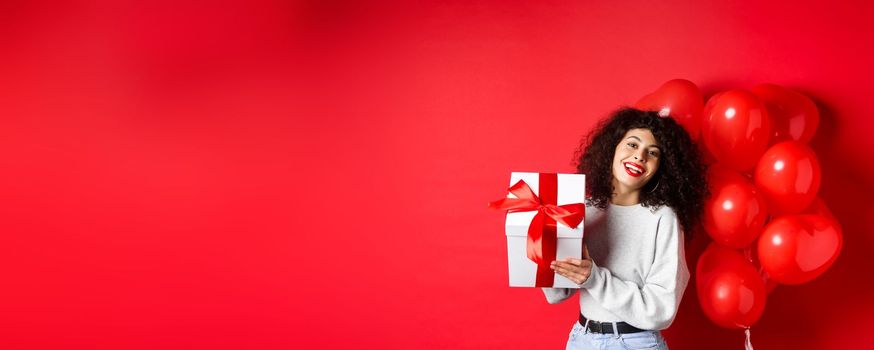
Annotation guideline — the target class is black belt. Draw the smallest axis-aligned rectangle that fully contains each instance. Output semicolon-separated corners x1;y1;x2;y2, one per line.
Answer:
579;314;646;334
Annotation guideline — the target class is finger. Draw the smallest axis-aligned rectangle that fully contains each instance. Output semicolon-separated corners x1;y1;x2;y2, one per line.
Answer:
551;264;574;276
555;267;588;284
560;257;584;266
559;257;576;265
551;260;574;269
553;261;578;270
564;270;590;284
558;259;591;268
573;272;590;284
558;262;591;272
552;263;590;277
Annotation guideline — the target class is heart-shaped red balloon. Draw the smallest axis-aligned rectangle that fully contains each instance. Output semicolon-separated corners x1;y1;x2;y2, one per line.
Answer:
751;83;819;144
800;197;837;224
703;164;768;248
696;243;767;329
701;90;771;173
703;92;725;117
757;215;842;285
754;141;821;215
698;93;725;166
635;79;704;140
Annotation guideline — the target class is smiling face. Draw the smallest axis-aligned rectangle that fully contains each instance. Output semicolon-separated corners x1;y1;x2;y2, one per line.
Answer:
611;128;662;194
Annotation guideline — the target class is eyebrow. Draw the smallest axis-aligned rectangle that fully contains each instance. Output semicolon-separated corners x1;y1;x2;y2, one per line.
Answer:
625;136;662;150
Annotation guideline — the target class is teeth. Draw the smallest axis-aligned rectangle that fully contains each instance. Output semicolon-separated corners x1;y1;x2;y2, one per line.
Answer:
625;163;643;174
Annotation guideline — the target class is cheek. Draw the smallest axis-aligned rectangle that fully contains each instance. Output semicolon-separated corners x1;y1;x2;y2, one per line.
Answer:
613;157;627;171
614;148;629;161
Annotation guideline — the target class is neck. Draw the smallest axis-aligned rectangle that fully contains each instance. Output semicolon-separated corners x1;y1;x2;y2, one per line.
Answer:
611;178;641;206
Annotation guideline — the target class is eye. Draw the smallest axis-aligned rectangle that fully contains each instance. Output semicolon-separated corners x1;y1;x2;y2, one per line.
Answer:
649;150;659;157
626;142;637;149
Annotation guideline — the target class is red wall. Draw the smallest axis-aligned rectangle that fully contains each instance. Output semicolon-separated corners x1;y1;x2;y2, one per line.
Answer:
2;1;873;349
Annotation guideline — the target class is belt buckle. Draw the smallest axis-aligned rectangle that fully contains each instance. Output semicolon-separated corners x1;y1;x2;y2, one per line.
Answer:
590;321;603;333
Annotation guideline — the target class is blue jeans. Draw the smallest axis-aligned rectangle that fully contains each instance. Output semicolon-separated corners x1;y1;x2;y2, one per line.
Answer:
565;320;669;350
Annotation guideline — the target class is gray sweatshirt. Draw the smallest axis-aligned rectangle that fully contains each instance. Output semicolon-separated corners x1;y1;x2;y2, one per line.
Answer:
541;202;689;330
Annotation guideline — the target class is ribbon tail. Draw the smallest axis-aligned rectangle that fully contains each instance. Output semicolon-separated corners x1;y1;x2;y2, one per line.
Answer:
489;180;541;212
507;180;539;202
526;212;545;265
488;197;538;211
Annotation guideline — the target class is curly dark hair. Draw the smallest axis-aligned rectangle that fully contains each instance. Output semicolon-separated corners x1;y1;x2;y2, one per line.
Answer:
572;107;709;238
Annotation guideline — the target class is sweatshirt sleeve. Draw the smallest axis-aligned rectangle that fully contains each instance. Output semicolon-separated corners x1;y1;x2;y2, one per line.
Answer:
541;287;578;304
579;211;690;330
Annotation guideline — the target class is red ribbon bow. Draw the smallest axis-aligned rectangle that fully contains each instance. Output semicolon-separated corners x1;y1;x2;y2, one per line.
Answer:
490;175;585;286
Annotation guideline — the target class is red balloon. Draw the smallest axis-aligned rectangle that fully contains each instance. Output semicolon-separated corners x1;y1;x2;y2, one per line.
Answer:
762;273;779;295
698;93;724;166
751;84;820;144
636;79;704;140
745;243;779;295
757;215;842;285
753;141;821;215
760;271;780;295
800;197;837;224
696;243;767;329
702;92;725;118
701;90;771;173
703;165;768;248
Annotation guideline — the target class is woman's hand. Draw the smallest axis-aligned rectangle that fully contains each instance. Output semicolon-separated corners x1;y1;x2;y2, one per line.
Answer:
550;245;593;285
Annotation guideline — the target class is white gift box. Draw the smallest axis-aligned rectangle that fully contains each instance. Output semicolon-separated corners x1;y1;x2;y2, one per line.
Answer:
503;172;585;288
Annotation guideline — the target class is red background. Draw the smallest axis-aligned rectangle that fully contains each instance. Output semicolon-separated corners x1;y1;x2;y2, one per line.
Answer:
1;1;873;349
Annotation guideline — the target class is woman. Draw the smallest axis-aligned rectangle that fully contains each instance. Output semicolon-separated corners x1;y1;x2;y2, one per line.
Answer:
544;107;708;350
